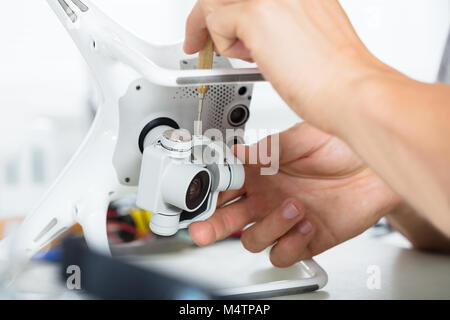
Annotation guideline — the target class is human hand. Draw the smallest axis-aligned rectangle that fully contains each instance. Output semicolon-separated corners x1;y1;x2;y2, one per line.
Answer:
386;204;450;254
184;0;394;132
189;123;402;267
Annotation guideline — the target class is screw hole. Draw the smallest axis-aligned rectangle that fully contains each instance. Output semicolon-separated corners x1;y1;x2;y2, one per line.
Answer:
136;85;141;91
125;178;130;183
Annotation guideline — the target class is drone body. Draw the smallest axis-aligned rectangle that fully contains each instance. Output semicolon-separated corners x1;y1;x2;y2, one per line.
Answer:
3;0;261;268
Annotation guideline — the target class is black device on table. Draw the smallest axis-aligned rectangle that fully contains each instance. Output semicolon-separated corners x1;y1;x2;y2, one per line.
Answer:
60;237;218;300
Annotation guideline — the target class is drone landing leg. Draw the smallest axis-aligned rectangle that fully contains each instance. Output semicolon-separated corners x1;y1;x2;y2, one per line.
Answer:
4;100;131;271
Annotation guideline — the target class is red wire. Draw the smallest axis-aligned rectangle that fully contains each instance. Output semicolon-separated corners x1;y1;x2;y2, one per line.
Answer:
107;221;138;235
107;220;153;242
230;230;243;238
107;230;122;245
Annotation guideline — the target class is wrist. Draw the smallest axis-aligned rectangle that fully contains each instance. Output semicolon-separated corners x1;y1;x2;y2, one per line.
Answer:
386;202;450;253
374;180;405;221
328;58;409;140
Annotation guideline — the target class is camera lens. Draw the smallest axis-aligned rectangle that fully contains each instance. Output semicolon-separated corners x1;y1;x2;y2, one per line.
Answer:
228;105;249;127
188;178;201;201
186;171;211;210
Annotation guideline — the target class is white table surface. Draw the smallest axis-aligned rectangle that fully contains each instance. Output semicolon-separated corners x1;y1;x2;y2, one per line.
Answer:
4;230;450;300
133;231;450;300
287;232;450;300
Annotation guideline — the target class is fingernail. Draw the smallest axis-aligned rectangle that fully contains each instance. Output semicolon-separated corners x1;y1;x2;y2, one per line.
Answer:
283;203;300;219
299;220;313;235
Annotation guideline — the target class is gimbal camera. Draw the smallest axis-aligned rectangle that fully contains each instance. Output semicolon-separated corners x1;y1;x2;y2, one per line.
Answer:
137;126;244;236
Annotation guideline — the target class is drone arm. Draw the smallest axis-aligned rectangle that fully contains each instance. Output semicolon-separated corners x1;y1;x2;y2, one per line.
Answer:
101;34;265;87
47;0;265;87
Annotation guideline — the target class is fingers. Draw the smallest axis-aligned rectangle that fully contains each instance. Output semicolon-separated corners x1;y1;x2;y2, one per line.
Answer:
277;123;331;164
241;199;305;253
184;0;249;55
189;199;252;246
218;40;253;61
239;197;316;268
184;1;208;54
234;122;331;167
269;219;315;268
204;3;248;58
190;196;316;268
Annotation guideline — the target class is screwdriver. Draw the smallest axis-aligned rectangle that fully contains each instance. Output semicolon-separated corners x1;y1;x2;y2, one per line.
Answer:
195;35;214;136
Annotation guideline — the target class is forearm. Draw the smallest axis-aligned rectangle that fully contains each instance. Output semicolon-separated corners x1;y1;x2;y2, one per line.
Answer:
386;202;450;254
335;71;450;237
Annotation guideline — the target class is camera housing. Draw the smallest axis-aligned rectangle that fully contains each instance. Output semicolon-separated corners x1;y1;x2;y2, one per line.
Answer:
137;126;244;236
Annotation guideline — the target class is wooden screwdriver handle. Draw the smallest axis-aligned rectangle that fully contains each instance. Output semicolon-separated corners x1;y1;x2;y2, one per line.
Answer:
197;35;214;95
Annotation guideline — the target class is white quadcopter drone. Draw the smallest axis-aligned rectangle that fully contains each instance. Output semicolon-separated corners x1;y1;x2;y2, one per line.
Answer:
0;0;327;294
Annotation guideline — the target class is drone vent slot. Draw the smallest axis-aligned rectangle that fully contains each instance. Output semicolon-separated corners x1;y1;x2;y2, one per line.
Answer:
45;227;69;245
57;0;77;23
71;0;89;12
34;218;58;243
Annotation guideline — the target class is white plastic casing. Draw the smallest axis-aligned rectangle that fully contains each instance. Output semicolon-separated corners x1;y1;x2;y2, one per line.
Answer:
137;128;244;236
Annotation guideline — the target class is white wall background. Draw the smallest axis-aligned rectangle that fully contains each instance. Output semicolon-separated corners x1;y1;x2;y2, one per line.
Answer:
0;0;198;218
0;0;449;218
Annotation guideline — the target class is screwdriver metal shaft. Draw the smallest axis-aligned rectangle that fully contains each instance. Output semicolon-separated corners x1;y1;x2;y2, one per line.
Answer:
195;35;214;136
195;93;205;136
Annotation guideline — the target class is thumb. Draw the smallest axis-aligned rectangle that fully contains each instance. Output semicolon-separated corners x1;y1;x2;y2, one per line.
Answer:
233;137;279;168
233;122;331;167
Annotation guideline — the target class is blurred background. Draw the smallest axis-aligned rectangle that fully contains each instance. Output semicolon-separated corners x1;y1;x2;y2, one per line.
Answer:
0;0;449;233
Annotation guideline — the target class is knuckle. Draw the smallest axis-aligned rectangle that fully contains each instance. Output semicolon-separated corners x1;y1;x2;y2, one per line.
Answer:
214;43;229;56
212;38;236;57
202;0;215;14
220;211;235;238
248;0;275;19
241;232;264;253
269;237;304;268
269;249;296;268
